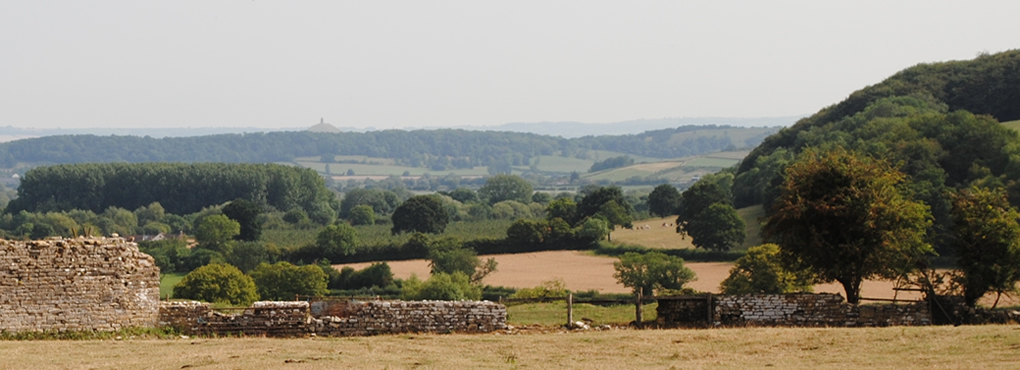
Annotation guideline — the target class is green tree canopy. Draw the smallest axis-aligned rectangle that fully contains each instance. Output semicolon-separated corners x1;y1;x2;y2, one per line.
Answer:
479;174;533;205
763;148;933;304
248;261;329;301
949;187;1020;307
647;184;682;217
195;214;240;254
424;236;498;284
222;198;262;242
401;271;482;301
678;181;729;222
348;204;376;226
545;197;579;225
679;202;745;251
172;263;259;305
315;222;359;259
612;252;697;295
391;195;450;234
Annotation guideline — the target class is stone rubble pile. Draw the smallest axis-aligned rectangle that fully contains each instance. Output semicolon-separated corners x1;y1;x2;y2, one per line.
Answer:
0;237;160;333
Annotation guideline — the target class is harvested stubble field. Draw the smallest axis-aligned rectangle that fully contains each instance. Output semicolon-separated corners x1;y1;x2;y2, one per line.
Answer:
338;251;916;299
339;250;1018;307
2;325;1018;369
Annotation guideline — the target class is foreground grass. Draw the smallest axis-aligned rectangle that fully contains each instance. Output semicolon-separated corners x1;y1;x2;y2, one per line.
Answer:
2;325;1017;368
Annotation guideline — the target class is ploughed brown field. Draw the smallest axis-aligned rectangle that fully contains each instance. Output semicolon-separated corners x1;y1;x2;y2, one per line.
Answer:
338;250;1018;306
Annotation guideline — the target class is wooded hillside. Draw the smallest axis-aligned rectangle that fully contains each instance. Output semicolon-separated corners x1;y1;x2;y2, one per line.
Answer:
733;49;1020;254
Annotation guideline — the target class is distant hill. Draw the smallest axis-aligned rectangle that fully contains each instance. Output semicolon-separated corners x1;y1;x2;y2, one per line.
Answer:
0;125;778;174
473;117;799;138
308;118;342;133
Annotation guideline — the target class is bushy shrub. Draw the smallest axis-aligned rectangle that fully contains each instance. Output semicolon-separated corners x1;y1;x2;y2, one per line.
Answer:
172;263;259;305
401;272;481;301
510;278;568;299
720;244;814;295
248;261;329;301
335;262;394;290
348;205;376;226
613;252;696;295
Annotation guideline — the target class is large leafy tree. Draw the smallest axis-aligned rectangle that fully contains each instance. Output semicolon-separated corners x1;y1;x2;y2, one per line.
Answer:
424;236;497;284
391;195;450;234
949;187;1020;307
577;186;634;235
677;181;729;222
676;181;743;251
612;252;696;296
763;148;933;304
195;214;240;254
222;198;262;241
315;222;359;259
647;184;682;217
479;174;533;205
680;202;745;251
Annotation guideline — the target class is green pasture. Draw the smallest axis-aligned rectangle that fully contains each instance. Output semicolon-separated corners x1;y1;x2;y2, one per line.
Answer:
295;160;491;177
705;150;752;160
736;205;765;251
159;272;187;300
529;155;596;173
684;157;740;167
295;155;398;165
1002;119;1020;131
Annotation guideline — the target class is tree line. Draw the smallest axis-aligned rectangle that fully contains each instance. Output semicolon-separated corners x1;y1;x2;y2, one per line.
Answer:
6;163;339;223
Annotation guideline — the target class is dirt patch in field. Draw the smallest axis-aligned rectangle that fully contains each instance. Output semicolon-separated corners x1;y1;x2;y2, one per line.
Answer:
337;251;1018;306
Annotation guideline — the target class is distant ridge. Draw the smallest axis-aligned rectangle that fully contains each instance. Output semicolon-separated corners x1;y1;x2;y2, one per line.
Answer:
0;116;796;140
456;116;800;138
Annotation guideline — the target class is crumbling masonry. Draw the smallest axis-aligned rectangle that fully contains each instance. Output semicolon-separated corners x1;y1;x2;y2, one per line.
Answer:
0;237;161;332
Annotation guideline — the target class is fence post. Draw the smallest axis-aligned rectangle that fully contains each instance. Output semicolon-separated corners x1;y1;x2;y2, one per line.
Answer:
706;293;713;324
567;293;573;327
635;288;643;329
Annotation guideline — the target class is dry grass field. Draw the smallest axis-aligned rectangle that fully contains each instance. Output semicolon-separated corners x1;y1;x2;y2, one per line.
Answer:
339;250;1018;306
2;325;1018;369
339;252;914;299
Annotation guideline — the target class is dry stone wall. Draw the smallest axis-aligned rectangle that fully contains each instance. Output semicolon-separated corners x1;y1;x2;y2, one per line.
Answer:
658;293;930;327
160;299;506;337
0;237;161;332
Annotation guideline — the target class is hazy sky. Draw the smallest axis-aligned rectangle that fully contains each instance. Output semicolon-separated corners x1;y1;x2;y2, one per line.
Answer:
2;1;1018;130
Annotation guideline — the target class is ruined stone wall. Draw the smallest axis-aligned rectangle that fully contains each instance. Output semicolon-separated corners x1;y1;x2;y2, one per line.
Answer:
0;238;161;332
160;299;506;337
658;294;930;327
